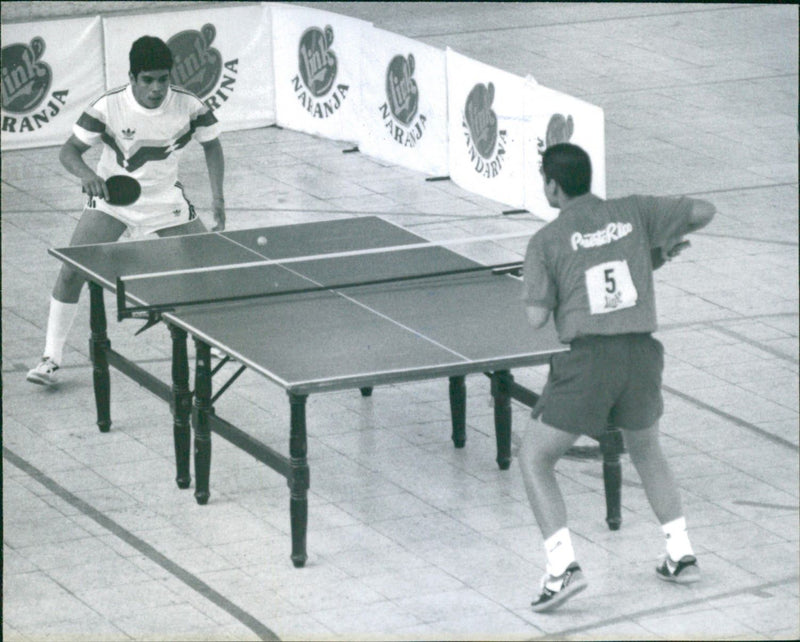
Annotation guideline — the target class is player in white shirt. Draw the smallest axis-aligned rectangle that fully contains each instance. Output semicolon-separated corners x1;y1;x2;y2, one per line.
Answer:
27;36;226;386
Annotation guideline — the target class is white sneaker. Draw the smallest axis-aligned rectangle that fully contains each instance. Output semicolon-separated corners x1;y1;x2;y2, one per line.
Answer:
656;554;700;584
26;357;60;386
531;562;588;612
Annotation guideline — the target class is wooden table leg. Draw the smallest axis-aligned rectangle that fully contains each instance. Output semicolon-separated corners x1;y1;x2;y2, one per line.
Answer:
289;392;310;568
491;370;513;470
192;339;212;505
600;427;624;530
449;375;466;448
169;325;192;489
88;283;111;433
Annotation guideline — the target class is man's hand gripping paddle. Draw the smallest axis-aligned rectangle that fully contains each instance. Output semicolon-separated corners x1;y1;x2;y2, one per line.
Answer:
651;239;691;270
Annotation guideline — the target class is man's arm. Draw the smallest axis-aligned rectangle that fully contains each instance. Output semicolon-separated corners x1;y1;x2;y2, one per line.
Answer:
201;138;225;231
685;197;715;233
652;198;716;268
526;304;551;329
59;135;109;200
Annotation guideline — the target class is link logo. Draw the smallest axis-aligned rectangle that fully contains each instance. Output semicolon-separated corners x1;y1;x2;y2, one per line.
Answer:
462;82;507;178
537;113;574;159
1;36;69;134
167;24;239;112
379;53;427;147
292;25;349;118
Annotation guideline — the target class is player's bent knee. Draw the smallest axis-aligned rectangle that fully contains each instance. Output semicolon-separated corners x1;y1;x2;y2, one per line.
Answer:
521;418;572;467
623;422;663;460
53;266;86;302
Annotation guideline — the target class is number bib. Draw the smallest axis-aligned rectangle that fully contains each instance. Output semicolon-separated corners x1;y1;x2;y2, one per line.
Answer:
585;260;638;314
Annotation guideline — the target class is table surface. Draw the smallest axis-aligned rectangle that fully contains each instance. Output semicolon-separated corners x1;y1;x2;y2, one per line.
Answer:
52;216;565;393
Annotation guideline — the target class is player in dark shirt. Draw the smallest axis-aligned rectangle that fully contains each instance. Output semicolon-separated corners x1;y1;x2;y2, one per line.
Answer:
520;143;715;612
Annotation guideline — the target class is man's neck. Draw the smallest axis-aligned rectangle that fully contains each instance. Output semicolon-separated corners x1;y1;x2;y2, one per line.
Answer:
556;192;591;212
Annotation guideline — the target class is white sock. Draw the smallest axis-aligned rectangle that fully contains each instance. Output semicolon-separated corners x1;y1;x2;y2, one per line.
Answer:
43;297;79;365
662;516;694;561
544;527;576;578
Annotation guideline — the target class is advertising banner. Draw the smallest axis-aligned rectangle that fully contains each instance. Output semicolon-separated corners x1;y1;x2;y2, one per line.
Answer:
102;4;275;133
271;3;369;143
357;27;448;177
1;17;104;150
523;79;606;221
446;47;529;209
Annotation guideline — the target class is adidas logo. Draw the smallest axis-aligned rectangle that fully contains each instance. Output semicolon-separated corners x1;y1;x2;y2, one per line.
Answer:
121;127;136;139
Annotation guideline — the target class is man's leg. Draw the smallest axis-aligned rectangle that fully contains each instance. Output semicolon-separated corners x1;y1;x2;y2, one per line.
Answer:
624;422;699;583
623;422;683;523
28;209;126;385
53;209;127;302
519;418;579;539
519;418;587;611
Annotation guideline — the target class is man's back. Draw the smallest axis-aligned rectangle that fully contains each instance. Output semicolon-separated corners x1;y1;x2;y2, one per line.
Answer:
523;193;693;343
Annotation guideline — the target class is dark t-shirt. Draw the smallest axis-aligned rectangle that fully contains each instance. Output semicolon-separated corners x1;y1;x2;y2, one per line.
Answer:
522;193;693;343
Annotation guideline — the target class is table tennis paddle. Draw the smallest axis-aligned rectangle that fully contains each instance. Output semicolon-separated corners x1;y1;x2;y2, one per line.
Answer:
105;175;141;206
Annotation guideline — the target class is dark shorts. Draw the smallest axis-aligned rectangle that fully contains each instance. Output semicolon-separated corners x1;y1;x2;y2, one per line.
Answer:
532;333;664;438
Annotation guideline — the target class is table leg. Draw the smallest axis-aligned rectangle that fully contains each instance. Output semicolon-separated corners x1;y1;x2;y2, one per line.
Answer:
169;325;192;489
288;392;310;568
88;283;112;433
600;427;624;530
449;376;466;448
192;339;212;505
490;370;513;470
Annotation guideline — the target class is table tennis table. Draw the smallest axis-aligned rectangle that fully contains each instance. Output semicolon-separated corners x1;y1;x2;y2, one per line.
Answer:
51;216;624;567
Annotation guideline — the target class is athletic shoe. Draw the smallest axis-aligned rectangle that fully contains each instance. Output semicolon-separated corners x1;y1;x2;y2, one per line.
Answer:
26;357;60;386
656;554;700;584
531;562;588;612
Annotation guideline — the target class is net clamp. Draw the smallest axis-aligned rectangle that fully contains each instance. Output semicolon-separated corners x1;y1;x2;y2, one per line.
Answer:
133;310;163;336
116;276;172;328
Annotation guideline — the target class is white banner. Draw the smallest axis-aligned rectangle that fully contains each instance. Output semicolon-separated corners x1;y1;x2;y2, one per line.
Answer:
523;79;606;222
1;17;104;151
446;47;527;209
357;27;448;177
271;3;369;143
102;4;275;133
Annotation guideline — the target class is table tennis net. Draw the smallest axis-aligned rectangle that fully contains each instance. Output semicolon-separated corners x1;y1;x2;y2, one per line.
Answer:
115;237;525;320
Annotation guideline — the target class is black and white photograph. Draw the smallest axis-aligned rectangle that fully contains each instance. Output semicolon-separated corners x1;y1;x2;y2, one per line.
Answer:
2;2;798;640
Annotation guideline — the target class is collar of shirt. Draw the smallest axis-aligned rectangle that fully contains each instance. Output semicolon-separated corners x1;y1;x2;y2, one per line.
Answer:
558;193;601;216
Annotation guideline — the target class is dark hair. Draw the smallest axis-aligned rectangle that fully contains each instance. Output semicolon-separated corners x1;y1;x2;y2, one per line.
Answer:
541;143;592;197
129;36;173;78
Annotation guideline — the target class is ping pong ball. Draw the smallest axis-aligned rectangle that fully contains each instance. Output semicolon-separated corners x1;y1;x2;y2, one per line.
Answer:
257;236;268;246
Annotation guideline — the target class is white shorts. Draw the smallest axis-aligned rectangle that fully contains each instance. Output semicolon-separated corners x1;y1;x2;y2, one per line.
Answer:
88;181;197;239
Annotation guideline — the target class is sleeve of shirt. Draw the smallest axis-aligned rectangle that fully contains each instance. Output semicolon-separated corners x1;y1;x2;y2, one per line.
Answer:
635;195;694;248
189;98;220;143
521;232;557;309
72;97;107;147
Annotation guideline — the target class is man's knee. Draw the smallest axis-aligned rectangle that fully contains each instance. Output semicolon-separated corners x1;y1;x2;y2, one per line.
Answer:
53;265;85;302
623;423;663;462
520;419;570;468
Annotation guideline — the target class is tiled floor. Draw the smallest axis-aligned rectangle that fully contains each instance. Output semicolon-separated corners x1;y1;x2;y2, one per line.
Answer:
2;2;798;640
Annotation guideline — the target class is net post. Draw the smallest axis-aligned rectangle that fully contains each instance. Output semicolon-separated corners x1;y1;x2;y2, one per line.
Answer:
116;276;129;321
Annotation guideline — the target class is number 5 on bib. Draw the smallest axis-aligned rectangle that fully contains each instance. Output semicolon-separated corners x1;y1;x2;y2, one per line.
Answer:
585;260;638;314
